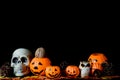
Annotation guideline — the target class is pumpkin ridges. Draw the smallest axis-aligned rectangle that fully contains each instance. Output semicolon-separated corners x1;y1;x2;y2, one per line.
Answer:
88;53;108;75
45;66;61;79
30;57;51;76
65;65;80;78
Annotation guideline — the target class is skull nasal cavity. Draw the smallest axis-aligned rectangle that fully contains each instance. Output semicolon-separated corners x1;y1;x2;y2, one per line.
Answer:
18;61;21;63
34;66;38;69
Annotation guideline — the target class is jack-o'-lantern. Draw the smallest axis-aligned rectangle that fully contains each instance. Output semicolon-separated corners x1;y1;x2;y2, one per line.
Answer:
88;53;108;75
65;65;80;78
45;66;61;79
30;58;51;76
30;47;51;76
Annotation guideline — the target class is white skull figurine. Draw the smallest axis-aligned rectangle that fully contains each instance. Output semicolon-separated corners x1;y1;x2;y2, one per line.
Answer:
79;61;90;78
11;48;33;76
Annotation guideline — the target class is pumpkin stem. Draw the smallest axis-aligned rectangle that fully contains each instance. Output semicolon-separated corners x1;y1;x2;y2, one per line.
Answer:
35;47;46;58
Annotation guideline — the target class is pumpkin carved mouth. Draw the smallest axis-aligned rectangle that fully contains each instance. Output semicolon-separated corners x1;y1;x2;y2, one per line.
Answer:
32;70;44;75
67;74;76;77
48;73;59;78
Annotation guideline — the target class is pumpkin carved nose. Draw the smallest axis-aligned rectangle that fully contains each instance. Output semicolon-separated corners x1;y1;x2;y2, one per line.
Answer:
52;72;54;74
34;66;38;69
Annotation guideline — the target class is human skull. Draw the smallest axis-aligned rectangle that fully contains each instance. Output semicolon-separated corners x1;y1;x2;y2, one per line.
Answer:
11;48;33;76
79;61;90;78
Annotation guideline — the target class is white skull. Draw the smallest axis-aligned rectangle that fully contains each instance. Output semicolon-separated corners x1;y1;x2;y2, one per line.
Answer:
79;61;90;78
11;48;33;76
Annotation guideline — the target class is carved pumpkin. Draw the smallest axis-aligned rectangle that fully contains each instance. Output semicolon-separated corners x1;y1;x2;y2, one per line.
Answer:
45;66;61;78
65;65;80;78
88;53;108;74
30;57;51;76
30;47;51;76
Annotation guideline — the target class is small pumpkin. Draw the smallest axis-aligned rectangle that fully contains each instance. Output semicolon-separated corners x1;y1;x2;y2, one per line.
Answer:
30;47;51;76
45;66;61;78
65;65;80;78
88;53;108;74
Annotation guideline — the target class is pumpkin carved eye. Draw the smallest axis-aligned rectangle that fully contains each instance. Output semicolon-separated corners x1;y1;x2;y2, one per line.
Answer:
73;71;75;73
38;62;42;65
93;59;98;62
32;62;34;65
55;69;57;71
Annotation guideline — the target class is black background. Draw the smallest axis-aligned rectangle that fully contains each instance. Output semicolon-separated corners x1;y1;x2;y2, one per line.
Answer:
1;28;119;70
0;27;120;80
0;4;120;75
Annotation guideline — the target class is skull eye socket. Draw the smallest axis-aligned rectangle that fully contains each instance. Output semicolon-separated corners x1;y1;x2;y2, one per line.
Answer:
21;57;27;63
12;57;18;63
81;64;85;67
86;63;90;67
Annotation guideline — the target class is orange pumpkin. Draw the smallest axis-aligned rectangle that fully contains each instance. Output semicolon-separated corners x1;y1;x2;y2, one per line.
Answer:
88;53;108;74
30;57;51;76
65;65;80;78
45;66;61;79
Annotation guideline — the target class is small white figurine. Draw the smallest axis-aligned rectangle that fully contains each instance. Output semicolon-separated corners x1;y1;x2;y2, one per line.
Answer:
11;48;33;76
35;47;46;58
79;61;90;78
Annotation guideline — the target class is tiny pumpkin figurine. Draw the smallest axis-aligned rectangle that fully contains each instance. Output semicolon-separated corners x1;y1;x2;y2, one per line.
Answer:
30;47;51;76
45;66;61;79
65;65;80;78
88;53;108;77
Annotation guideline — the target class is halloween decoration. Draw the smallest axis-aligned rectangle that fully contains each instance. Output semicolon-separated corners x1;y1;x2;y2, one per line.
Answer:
60;60;69;76
35;47;46;58
102;62;114;76
45;66;61;79
11;48;33;76
0;62;13;77
79;61;90;78
88;53;108;77
30;47;51;76
30;58;51;76
65;65;80;78
60;61;69;70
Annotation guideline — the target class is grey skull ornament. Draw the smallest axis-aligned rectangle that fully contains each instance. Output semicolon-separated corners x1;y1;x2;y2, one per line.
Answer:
11;48;33;76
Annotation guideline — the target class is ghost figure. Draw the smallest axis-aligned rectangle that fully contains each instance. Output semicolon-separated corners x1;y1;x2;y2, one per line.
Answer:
79;61;90;78
11;48;33;76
